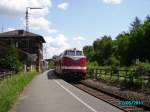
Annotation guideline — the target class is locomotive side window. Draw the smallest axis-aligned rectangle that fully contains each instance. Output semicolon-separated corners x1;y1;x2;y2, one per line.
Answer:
64;51;67;55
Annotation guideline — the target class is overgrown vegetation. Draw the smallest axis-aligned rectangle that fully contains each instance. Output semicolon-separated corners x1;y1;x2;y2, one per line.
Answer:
0;71;38;112
0;48;23;72
48;59;55;69
84;16;150;91
87;62;150;92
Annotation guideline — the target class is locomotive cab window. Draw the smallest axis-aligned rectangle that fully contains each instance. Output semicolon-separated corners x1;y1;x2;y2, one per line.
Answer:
65;50;75;56
76;51;83;56
64;50;83;56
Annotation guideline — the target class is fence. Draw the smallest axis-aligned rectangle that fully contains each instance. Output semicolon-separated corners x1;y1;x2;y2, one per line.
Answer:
0;71;14;80
91;68;150;88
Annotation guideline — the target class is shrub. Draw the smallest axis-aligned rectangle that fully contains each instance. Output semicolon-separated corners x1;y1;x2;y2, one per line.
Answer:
136;62;150;76
0;48;23;72
87;62;98;78
106;56;120;66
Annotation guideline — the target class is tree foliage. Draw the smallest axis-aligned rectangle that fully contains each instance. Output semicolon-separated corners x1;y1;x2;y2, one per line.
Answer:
83;45;95;62
93;36;113;65
83;16;150;66
0;48;23;72
130;17;142;32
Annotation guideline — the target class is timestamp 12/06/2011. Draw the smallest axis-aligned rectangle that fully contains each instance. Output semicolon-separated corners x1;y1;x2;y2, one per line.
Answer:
119;100;144;106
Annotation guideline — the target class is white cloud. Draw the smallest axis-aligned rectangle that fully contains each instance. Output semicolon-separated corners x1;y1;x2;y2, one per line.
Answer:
0;0;51;16
29;8;49;17
5;27;16;32
0;0;56;34
29;17;58;34
73;36;85;44
71;36;86;50
44;35;88;58
43;34;70;58
57;2;69;11
0;0;87;59
102;0;123;5
0;0;59;59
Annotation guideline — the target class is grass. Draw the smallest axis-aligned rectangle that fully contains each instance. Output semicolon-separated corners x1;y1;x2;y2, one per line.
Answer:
96;73;150;91
0;71;38;112
87;64;150;93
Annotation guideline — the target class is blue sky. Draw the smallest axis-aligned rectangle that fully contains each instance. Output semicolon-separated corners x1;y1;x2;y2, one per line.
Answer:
50;0;150;37
0;0;150;58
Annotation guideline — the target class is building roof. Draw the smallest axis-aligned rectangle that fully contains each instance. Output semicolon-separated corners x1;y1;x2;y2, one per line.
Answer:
0;30;46;43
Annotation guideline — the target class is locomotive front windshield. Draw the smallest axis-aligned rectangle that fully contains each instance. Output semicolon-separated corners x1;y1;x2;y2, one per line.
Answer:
65;50;83;56
76;51;83;56
65;51;75;56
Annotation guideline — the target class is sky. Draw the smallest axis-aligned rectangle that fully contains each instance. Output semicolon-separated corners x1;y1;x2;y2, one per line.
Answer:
0;0;150;59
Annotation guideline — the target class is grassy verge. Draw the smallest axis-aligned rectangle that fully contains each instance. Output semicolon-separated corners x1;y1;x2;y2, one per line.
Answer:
0;71;38;112
87;64;150;93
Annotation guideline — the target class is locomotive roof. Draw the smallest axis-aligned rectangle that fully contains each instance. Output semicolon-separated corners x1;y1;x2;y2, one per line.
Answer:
65;48;82;51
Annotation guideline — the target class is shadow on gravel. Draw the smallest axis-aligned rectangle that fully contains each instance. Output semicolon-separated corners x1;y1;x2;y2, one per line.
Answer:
47;70;60;80
64;78;81;84
47;70;81;84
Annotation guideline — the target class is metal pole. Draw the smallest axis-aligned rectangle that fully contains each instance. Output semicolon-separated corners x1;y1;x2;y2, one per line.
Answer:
26;7;29;32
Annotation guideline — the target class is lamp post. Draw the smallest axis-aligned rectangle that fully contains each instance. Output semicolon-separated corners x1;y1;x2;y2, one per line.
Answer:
26;7;43;32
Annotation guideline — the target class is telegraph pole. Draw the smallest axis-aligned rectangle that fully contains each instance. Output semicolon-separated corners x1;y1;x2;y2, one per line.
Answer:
25;7;43;32
26;8;29;32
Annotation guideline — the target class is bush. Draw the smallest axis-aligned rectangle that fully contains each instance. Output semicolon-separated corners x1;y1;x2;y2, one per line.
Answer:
130;62;150;77
48;60;55;69
109;56;120;66
111;66;119;74
0;48;23;72
87;62;98;78
136;62;150;75
122;62;150;89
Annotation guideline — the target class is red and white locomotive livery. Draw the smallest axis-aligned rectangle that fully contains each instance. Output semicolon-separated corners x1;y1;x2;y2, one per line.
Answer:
54;48;87;79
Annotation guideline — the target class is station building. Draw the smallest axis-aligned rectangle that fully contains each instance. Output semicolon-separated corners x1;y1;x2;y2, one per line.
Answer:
0;30;46;72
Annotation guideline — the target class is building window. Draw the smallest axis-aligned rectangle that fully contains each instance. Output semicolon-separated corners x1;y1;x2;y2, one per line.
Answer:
19;40;28;48
15;42;18;48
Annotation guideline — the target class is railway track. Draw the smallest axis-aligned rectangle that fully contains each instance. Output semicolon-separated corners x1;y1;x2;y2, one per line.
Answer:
72;83;149;112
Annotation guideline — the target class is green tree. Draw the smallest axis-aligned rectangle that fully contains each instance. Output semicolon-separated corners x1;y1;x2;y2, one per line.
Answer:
116;32;130;65
130;17;142;32
82;16;150;67
146;15;150;21
93;36;113;65
83;45;95;62
0;48;23;72
127;17;150;63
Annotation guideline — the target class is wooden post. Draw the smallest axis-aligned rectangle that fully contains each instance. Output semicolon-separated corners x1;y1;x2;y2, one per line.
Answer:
125;70;128;82
24;64;27;72
148;75;150;88
99;69;101;79
110;69;112;80
4;72;6;79
117;70;119;81
93;69;97;80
